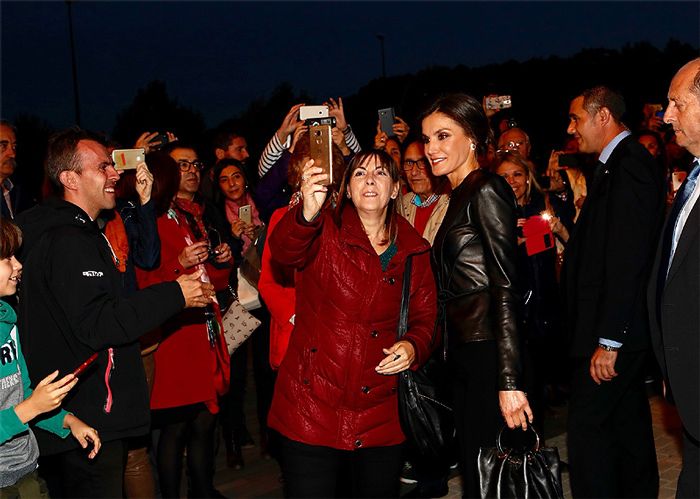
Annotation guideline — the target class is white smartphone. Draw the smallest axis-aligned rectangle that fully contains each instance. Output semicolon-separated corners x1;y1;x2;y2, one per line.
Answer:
112;148;145;171
299;105;329;121
239;205;252;225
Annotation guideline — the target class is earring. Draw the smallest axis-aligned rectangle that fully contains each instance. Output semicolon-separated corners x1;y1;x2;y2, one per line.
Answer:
470;142;476;151
347;192;352;199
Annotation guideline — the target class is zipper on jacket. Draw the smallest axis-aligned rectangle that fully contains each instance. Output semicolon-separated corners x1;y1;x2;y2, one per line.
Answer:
103;347;114;413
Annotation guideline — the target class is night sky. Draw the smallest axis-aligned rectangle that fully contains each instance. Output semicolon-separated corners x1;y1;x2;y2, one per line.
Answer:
2;1;698;133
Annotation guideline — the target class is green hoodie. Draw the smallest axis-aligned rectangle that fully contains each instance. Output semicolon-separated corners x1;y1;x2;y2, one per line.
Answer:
0;300;70;487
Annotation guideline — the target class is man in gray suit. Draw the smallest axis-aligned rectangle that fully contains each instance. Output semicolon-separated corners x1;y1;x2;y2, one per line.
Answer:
649;57;700;498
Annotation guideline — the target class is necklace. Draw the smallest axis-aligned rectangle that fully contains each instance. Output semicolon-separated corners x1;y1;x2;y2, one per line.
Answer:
412;193;439;208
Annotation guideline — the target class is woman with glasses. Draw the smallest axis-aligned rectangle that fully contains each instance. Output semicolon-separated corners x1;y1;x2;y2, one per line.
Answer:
422;94;532;498
400;138;450;245
135;148;233;498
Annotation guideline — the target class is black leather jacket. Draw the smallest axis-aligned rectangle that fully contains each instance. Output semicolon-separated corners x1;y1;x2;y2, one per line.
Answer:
431;169;523;391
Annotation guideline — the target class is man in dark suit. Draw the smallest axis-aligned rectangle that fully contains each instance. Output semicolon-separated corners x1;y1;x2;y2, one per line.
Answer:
649;58;700;498
562;86;664;498
0;120;33;219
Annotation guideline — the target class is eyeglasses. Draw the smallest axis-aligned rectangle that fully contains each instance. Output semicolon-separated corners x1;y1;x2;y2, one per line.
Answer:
0;141;17;153
177;159;205;172
402;158;428;172
504;140;527;150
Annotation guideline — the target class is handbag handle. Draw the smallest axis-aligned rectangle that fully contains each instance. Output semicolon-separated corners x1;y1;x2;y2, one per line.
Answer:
497;424;540;454
397;255;413;339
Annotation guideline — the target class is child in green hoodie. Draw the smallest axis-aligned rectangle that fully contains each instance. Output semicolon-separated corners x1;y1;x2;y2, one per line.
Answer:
0;218;100;496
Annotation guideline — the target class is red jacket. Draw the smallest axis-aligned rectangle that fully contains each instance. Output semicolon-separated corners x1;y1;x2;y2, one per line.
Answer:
267;204;437;450
136;209;231;413
258;207;296;370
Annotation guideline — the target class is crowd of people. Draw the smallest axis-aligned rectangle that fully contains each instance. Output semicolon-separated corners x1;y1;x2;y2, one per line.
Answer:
0;56;699;499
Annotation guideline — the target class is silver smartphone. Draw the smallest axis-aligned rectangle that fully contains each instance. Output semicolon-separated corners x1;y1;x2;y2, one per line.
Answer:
239;205;252;225
112;148;145;171
299;105;329;121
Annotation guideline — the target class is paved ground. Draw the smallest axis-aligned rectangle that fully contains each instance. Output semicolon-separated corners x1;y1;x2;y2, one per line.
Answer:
212;388;684;498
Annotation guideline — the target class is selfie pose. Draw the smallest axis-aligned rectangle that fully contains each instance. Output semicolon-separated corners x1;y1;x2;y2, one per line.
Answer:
422;94;532;498
267;150;437;498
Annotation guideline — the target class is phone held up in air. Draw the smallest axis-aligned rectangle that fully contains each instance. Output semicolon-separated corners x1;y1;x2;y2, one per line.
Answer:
238;205;252;225
148;132;169;150
112;148;145;171
485;95;512;110
309;124;333;186
378;107;395;136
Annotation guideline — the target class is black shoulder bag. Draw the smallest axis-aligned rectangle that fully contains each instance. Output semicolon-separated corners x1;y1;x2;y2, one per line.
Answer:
397;255;455;461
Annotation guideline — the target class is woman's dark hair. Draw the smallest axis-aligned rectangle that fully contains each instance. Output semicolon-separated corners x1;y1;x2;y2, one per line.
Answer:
0;218;22;259
419;93;494;156
146;151;181;216
211;158;248;208
335;150;400;245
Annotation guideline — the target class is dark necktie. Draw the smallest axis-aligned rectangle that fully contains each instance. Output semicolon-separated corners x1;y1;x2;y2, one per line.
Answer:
658;160;700;284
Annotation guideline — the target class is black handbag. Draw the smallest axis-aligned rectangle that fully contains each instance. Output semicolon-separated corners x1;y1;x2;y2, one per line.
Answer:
396;256;455;461
478;425;564;499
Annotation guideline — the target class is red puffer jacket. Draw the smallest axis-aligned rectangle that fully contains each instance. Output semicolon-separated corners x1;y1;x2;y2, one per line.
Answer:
267;204;437;450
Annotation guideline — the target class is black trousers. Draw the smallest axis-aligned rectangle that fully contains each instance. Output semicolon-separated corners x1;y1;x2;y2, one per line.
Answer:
567;351;659;498
221;305;276;447
677;428;700;498
448;341;501;499
38;439;128;498
279;436;403;498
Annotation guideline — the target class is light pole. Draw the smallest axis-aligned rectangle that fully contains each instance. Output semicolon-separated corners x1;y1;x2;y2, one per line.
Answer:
376;34;386;79
65;0;81;126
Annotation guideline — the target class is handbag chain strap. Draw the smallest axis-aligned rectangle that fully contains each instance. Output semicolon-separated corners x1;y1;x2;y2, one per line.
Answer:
397;255;413;339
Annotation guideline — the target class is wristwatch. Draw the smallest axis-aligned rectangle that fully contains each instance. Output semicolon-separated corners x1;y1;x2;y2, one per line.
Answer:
598;343;619;352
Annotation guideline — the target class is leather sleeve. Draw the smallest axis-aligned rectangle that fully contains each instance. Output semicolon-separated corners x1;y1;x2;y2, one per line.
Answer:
473;175;523;390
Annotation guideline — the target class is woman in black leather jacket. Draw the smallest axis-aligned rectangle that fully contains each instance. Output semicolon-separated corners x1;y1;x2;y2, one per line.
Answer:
421;94;532;498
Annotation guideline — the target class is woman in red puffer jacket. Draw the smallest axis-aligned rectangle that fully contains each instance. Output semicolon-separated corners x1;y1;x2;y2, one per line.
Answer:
268;150;437;498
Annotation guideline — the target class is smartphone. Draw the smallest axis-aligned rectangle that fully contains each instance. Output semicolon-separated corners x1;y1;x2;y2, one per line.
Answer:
299;105;329;121
148;132;169;149
671;171;688;192
485;95;512;110
112;148;145;171
309;124;333;186
378;107;395;136
72;352;98;377
558;153;579;169
239;205;252;225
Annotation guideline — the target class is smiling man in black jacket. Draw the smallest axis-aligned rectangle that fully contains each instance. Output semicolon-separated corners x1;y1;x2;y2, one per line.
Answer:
16;128;215;498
